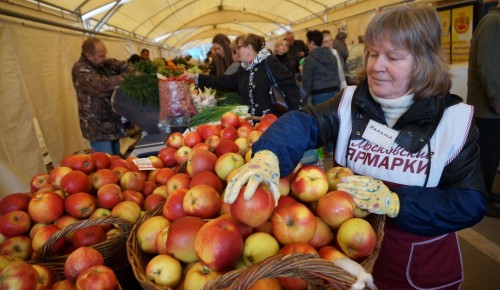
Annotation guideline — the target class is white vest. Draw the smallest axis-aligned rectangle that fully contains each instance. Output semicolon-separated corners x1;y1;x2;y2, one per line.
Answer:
334;86;473;187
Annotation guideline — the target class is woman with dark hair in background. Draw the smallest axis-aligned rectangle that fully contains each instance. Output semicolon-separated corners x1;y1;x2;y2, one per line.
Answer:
210;34;234;76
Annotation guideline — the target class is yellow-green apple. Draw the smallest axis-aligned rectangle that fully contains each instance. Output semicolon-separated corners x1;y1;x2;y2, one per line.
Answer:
52;280;76;290
213;139;239;157
28;192;65;224
184;131;203;148
154;168;176;186
277;242;319;290
60;170;91;195
31;224;65;255
120;171;145;192
122;189;144;208
353;206;370;218
66;154;95;174
90;169;119;191
229;185;274;228
32;264;57;290
111;166;129;180
336;218;377;260
155;226;170;255
144;193;166;211
316;190;355;229
291;165;329;202
105;228;121;240
49;166;73;189
137;215;170;254
71;225;105;248
111;200;142;224
174;146;192;166
0;236;33;260
318;245;348;262
247;130;263;146
75;265;117;290
30;173;52;193
244;149;252;163
234;137;250;155
64;192;96;219
29;222;47;240
183;185;221;219
237;124;253;139
242;232;280;266
0;260;39;290
145;254;182;288
308;217;334;249
152;185;168;199
64;246;104;282
148;155;164;169
325;166;354;191
271;202;317;244
89;208;112;231
96;184;123;209
90;152;111;170
189;171;224;194
186;148;218;177
158;146;177;168
167;216;205;263
215;152;245;181
167;173;191;194
194;216;243;271
183;261;223;290
278;175;291;196
0;210;31;237
204;135;221;152
219;126;238;141
220;111;240;128
163;188;188;221
167;132;184;149
0;192;33;215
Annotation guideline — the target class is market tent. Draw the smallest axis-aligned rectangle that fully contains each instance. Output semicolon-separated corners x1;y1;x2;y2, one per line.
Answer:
0;0;407;195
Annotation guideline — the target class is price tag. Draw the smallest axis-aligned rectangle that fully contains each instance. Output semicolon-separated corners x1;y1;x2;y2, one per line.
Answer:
132;158;156;170
362;119;399;150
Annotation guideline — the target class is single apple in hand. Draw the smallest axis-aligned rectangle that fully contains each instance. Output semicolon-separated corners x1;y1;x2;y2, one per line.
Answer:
229;185;274;228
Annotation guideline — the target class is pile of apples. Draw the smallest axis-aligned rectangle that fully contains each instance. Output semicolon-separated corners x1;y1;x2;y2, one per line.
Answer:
127;111;378;290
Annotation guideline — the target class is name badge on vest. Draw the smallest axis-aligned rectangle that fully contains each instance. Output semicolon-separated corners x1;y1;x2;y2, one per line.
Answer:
362;119;399;150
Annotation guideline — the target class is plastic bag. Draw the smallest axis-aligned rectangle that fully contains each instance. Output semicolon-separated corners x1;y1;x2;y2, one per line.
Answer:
157;80;196;133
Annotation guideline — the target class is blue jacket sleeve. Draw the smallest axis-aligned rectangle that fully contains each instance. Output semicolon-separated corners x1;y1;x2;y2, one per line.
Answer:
252;111;320;177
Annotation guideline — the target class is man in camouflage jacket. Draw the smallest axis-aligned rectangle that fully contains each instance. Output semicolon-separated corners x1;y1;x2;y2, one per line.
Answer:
72;37;134;155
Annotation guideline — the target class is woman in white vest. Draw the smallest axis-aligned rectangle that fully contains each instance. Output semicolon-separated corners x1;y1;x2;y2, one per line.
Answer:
224;5;487;289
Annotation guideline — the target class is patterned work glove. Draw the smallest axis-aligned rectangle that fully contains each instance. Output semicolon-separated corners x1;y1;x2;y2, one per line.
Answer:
337;176;400;218
223;150;281;206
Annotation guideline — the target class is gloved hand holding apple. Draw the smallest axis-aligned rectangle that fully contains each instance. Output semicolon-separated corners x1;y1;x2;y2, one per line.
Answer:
223;150;281;206
337;175;400;218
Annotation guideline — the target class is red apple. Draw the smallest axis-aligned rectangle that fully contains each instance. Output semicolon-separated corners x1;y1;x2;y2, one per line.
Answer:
336;218;377;260
230;185;274;228
254;121;272;132
110;158;131;170
0;193;32;215
90;152;111;170
272;202;317;244
220;111;240;128
316;190;355;229
60;170;91;195
111;166;130;180
183;184;221;219
28;192;65;224
167;132;184;149
219;126;238;141
64;192;96;219
71;225;106;248
273;195;298;214
174;145;192;166
291;165;329;202
0;260;39;290
64;246;104;282
154;167;176;186
0;236;33;260
163;188;188;221
30;173;51;193
166;173;191;194
52;280;76;290
237;124;253;139
260;113;278;124
186;148;218;177
144;193;166;211
167;216;205;263
31;224;65;255
66;154;95;174
91;168;119;190
75;265;117;290
0;210;31;237
157;146;177;168
189;170;224;194
184;131;203;148
136;215;170;254
325;166;354;191
217;213;253;239
142;180;158;196
192;142;210;151
200;124;221;141
194;216;243;271
318;245;348;262
49;166;73;189
213;139;239;157
120;171;145;192
122;189;144;207
96;184;123;209
308;217;334;249
204;135;221;152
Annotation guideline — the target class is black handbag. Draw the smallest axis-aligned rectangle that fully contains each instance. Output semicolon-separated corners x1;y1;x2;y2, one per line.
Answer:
264;59;289;116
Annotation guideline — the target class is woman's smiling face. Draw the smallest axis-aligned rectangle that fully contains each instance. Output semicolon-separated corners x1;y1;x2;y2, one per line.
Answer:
366;40;414;99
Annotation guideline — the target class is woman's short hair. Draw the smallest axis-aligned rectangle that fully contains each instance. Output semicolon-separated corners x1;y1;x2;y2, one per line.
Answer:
236;33;265;52
306;30;323;47
358;5;451;99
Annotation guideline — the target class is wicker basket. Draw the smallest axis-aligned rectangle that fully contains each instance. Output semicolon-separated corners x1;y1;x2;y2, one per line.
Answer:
28;215;133;286
204;214;385;290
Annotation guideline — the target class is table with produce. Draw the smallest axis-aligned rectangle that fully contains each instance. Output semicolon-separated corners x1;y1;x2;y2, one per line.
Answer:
0;57;384;290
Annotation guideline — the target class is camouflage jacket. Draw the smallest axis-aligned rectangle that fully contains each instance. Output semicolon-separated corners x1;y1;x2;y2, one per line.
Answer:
71;55;133;141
